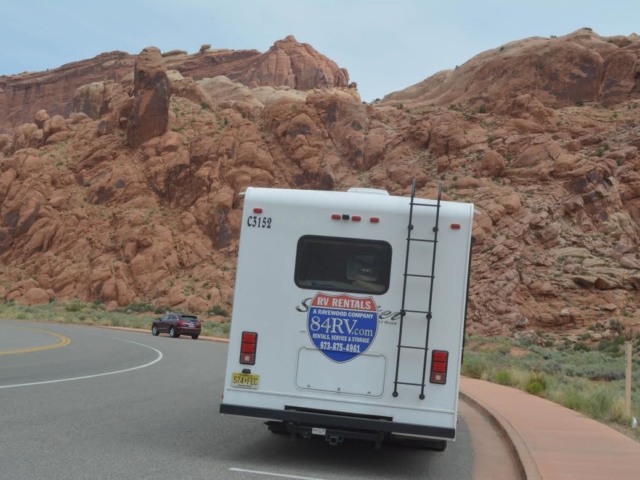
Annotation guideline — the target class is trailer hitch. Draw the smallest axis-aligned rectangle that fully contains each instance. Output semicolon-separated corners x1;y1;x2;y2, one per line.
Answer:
326;434;344;446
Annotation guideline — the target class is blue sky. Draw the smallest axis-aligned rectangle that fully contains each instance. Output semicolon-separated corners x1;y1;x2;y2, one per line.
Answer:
1;0;638;101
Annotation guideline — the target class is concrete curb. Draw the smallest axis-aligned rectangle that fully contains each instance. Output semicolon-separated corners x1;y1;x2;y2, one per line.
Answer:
459;388;542;480
97;325;231;343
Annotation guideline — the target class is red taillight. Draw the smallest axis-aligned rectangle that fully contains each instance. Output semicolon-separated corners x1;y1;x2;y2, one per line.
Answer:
433;351;448;363
253;207;263;214
430;350;449;385
178;320;186;326
432;362;447;373
352;215;362;222
331;214;341;220
240;331;258;365
370;217;380;223
451;223;461;230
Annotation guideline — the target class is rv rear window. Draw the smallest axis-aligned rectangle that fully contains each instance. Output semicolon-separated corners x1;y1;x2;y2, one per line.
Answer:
294;236;392;295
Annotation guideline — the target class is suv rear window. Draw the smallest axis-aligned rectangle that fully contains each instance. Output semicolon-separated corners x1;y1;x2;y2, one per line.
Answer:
180;315;198;320
294;235;392;295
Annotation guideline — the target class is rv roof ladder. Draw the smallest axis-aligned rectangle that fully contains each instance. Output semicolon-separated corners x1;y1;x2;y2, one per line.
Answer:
392;179;442;400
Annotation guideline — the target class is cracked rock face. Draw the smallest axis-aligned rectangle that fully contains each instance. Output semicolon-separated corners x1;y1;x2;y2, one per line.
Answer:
0;30;639;336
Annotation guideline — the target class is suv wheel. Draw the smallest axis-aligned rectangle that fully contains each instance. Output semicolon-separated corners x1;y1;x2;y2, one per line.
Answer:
169;327;180;338
152;325;159;336
191;335;199;340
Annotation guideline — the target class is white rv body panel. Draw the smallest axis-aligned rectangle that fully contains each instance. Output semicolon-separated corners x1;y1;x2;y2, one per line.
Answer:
220;186;474;441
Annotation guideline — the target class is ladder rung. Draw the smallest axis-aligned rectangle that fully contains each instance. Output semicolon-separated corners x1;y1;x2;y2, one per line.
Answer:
396;381;425;387
408;238;436;243
404;273;434;279
404;309;430;314
411;203;438;207
398;345;426;350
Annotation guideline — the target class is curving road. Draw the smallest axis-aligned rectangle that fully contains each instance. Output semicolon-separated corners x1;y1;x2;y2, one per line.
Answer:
0;320;479;480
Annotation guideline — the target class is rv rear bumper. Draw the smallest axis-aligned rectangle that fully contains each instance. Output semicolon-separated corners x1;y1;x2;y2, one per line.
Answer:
219;403;455;440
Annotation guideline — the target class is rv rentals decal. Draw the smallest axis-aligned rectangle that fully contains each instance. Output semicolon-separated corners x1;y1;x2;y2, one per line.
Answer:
296;298;401;325
306;293;379;363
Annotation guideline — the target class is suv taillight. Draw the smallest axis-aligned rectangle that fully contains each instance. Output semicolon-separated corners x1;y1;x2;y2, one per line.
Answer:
430;350;449;384
240;332;258;365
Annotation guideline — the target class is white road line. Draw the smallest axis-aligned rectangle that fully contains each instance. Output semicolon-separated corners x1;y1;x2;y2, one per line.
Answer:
0;337;163;389
229;468;326;480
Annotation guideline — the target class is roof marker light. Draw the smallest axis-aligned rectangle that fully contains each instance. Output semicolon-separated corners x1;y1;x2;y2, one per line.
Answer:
451;223;461;230
352;215;362;222
331;214;341;220
253;208;263;214
370;217;380;223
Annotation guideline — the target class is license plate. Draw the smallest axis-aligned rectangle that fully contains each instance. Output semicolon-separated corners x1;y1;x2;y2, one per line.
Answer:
231;373;260;389
312;428;326;436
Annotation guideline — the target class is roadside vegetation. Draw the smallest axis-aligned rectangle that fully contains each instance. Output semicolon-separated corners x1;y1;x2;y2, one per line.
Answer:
463;334;640;441
0;300;231;338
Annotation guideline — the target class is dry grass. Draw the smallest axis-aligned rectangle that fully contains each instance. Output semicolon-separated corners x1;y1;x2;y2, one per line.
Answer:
0;300;230;338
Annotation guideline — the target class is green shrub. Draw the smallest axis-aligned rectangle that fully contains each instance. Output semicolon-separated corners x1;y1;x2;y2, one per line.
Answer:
525;372;547;396
462;355;488;379
493;370;514;386
91;301;105;311
557;385;586;411
573;342;590;352
478;105;487;114
65;302;84;312
610;320;625;335
585;387;615;420
208;305;229;317
526;380;545;396
597;340;623;357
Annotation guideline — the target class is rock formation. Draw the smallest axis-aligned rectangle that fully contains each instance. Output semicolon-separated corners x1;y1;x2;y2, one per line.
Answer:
126;47;171;149
0;36;349;133
0;29;639;342
382;29;640;110
240;35;349;90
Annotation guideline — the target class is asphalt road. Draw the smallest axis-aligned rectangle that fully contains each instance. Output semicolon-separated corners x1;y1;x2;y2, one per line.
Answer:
0;320;474;480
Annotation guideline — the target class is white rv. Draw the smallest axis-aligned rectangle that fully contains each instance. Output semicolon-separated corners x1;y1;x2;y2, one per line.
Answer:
219;182;475;450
